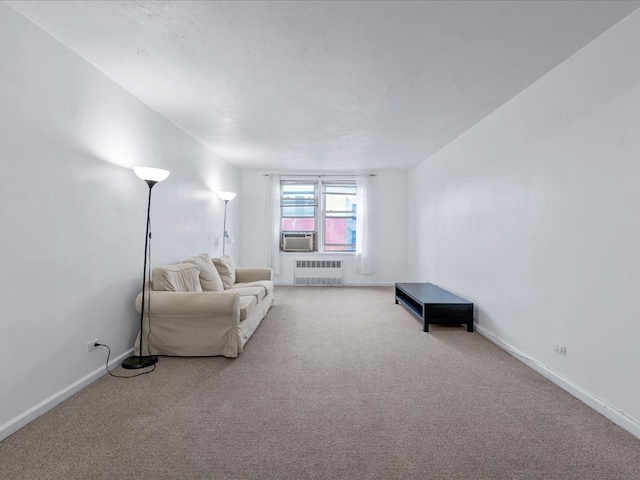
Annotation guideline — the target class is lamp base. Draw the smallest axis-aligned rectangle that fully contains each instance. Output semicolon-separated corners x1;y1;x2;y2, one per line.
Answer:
121;355;158;370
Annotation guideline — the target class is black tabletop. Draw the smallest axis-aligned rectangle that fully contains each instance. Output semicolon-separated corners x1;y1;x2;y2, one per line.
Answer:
395;283;471;304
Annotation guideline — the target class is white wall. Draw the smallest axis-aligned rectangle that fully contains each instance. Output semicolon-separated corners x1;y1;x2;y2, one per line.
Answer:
408;10;640;438
0;3;240;440
241;171;408;286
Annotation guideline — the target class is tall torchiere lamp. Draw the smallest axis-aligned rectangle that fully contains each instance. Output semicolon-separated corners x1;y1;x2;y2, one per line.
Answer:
122;166;171;370
217;191;236;255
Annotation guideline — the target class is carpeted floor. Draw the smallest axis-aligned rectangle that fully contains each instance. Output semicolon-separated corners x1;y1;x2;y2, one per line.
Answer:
1;286;639;480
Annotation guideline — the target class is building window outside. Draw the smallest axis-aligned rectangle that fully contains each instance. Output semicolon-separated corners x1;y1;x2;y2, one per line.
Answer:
280;180;357;252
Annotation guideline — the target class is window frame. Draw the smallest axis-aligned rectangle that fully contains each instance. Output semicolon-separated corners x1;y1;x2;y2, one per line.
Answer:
280;180;318;250
279;178;357;253
321;181;357;252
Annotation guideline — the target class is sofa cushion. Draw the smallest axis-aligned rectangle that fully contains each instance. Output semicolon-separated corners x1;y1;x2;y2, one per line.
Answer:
238;295;256;322
183;253;224;292
233;280;274;296
227;286;266;302
212;255;236;289
152;264;203;292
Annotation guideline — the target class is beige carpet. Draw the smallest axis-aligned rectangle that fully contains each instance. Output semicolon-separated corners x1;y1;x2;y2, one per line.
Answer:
1;286;639;480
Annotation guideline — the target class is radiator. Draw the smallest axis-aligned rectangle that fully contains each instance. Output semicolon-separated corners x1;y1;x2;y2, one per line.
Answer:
294;260;343;286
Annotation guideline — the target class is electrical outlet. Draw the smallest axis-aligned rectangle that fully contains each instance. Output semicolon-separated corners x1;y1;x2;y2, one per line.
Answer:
553;342;566;356
86;339;99;353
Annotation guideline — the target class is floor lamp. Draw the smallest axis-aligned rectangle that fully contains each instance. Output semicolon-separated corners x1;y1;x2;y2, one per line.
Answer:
217;191;236;255
122;166;171;370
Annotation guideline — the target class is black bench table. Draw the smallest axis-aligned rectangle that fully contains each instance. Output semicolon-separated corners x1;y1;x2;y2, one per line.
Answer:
395;283;474;332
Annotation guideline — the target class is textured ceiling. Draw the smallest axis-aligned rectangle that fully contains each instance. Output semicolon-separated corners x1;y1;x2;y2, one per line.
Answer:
8;1;640;172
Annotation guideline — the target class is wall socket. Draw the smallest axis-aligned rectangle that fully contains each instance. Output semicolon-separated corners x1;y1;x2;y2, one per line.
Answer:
553;342;567;356
86;339;99;353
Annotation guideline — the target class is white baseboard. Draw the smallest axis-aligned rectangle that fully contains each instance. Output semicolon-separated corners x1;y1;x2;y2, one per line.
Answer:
0;348;133;442
476;325;640;440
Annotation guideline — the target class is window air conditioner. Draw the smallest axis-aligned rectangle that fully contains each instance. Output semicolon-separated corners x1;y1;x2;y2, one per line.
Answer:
282;232;315;252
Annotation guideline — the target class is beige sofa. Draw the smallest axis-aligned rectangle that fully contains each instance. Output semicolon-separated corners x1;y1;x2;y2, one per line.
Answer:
133;254;274;358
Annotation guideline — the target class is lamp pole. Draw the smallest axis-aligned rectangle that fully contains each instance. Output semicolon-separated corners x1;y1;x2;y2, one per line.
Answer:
123;167;170;370
222;199;229;255
217;191;236;255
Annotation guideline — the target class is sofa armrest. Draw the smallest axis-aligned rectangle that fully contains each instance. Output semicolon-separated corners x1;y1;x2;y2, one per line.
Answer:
135;291;240;317
235;267;273;283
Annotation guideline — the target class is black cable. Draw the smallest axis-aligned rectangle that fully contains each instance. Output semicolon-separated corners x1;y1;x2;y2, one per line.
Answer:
96;343;156;378
96;205;158;378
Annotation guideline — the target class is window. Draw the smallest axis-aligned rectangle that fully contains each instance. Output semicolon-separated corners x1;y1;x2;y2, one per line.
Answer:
280;179;357;252
323;183;356;252
281;182;317;233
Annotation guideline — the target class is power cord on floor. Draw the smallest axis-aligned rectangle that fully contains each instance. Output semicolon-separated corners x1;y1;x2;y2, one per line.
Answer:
95;343;156;378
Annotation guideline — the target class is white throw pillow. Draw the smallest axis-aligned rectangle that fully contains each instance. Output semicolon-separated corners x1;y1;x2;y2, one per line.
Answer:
212;255;236;289
183;253;224;292
152;264;203;292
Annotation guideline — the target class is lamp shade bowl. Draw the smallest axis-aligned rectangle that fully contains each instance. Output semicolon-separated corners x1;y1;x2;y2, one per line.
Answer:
217;191;236;201
133;166;171;183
